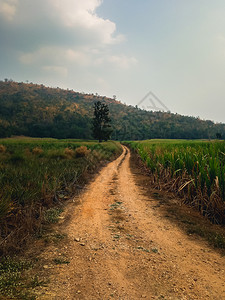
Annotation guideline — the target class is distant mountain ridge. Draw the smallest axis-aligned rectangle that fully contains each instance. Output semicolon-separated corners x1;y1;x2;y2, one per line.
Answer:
0;80;224;140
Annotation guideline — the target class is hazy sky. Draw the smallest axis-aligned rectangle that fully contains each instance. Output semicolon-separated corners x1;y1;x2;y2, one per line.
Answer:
1;0;225;123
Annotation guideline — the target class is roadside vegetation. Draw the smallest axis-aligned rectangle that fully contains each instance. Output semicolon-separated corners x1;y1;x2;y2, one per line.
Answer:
127;140;225;224
0;137;122;255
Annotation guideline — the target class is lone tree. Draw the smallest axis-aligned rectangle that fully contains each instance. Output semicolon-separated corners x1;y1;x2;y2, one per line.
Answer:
216;132;222;139
92;101;112;142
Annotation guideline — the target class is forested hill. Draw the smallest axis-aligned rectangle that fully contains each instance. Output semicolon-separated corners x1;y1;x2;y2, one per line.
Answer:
0;80;224;140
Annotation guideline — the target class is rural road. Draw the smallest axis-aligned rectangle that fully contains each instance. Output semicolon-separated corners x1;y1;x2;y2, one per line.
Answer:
36;146;225;299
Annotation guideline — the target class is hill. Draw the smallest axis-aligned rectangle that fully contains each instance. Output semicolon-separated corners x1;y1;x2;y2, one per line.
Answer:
0;80;224;140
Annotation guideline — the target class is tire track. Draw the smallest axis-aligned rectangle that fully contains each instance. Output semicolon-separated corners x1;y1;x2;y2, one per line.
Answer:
35;146;225;300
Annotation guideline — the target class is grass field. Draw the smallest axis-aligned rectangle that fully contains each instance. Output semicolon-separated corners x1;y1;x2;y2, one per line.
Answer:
0;138;122;254
126;139;225;224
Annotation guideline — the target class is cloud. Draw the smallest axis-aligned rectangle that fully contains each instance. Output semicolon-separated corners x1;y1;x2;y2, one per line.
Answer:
0;0;18;21
1;0;124;47
5;0;133;73
20;46;137;72
65;49;90;65
20;46;90;67
0;0;137;100
42;65;68;77
95;54;138;69
49;0;124;45
20;47;61;65
106;55;138;69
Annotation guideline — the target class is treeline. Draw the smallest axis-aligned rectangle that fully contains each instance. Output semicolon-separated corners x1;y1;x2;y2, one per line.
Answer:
0;80;224;140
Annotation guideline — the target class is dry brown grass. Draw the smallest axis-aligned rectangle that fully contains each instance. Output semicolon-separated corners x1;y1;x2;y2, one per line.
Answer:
75;146;90;158
32;147;43;155
0;144;6;153
64;147;75;158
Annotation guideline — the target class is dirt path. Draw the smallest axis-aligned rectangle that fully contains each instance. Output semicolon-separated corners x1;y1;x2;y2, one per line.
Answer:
36;146;225;299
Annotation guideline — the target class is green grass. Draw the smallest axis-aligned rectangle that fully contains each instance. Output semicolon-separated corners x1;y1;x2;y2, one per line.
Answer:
0;255;49;299
44;208;64;224
126;139;225;224
0;256;35;299
0;138;122;255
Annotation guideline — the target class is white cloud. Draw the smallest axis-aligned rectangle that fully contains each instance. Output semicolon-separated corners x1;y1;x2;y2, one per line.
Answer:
20;46;138;71
108;55;138;69
1;0;124;45
95;54;138;69
42;65;68;77
20;47;60;65
0;0;17;20
66;49;90;65
49;0;124;45
15;0;130;71
20;46;91;67
1;0;137;100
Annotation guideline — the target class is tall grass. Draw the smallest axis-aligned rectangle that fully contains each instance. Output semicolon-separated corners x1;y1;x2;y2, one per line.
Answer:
127;140;225;224
0;138;122;254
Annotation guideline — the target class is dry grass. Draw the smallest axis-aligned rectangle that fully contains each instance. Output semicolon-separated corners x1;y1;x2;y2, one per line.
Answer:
64;147;75;158
0;139;122;256
32;147;43;155
75;146;90;157
0;144;6;153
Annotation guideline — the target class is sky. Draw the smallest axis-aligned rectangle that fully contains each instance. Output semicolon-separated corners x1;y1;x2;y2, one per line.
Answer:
0;0;225;123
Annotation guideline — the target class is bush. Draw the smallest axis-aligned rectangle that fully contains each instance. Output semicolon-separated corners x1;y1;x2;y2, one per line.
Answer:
64;147;75;158
32;147;43;155
0;145;6;153
75;146;90;158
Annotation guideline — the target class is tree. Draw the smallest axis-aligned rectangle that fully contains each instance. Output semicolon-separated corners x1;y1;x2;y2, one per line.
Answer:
216;132;222;139
92;101;112;142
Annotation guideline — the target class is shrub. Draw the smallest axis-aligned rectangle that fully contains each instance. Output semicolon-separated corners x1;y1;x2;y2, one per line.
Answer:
75;146;90;158
32;147;43;155
0;145;6;153
64;147;75;158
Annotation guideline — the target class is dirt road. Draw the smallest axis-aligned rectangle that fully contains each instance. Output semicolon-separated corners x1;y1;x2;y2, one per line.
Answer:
36;146;225;299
